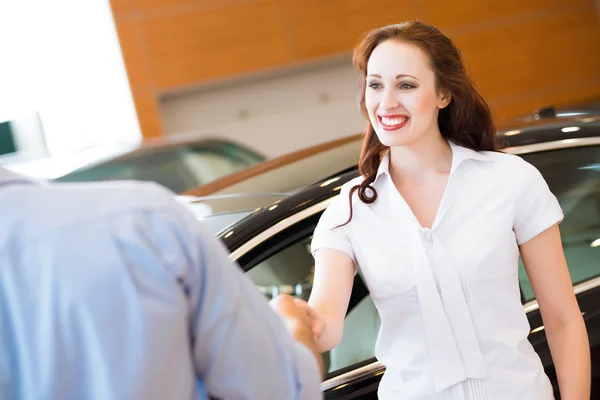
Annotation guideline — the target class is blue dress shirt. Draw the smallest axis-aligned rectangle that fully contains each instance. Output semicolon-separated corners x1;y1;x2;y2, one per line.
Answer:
0;168;321;400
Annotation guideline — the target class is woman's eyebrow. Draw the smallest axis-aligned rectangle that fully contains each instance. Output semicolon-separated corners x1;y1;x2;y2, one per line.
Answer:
367;73;418;80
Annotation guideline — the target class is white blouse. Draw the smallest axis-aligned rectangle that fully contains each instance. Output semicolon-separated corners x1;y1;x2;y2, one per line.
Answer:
311;141;563;400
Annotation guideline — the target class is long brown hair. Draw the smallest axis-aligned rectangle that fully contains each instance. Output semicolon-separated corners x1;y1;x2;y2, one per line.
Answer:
340;21;497;226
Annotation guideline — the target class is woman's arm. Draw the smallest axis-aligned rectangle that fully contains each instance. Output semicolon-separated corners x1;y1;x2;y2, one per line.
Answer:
307;249;356;352
520;223;590;400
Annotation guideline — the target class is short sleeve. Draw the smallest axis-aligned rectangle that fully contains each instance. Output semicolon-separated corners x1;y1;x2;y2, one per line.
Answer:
310;185;358;270
513;160;564;245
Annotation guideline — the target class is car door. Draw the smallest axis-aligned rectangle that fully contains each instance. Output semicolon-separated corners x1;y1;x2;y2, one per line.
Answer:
232;210;381;399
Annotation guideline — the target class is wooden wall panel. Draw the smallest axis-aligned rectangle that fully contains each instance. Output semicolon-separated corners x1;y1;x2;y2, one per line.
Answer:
282;0;418;59
455;7;600;100
136;0;231;13
113;19;164;138
113;20;152;91
419;0;579;29
109;0;600;139
140;0;291;88
132;89;165;138
108;0;136;15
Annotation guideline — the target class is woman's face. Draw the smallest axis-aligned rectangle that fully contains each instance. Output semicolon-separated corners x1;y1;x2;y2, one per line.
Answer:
365;40;450;147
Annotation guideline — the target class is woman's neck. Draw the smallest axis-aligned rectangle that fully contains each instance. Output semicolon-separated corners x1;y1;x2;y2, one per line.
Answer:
388;134;453;183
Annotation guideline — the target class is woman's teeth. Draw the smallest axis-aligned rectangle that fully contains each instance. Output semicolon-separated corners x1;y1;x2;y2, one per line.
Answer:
381;117;407;126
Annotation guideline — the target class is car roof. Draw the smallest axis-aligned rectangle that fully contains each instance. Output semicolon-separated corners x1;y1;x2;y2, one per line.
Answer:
511;97;600;122
3;135;261;180
89;135;261;165
217;115;600;252
497;114;600;148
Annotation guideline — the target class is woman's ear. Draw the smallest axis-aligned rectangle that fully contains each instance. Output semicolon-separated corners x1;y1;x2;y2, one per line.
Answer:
438;90;452;109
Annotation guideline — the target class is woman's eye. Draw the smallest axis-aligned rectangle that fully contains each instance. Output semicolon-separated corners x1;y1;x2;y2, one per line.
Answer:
368;82;382;89
399;82;415;89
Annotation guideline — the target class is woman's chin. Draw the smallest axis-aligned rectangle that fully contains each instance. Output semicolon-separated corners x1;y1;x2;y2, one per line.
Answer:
375;130;411;147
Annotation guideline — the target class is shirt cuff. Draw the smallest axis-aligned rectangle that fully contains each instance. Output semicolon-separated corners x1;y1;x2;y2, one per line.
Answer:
311;237;357;272
516;210;564;245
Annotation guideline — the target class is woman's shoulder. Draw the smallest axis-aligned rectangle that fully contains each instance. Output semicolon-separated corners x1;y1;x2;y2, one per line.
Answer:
479;150;548;199
481;150;540;176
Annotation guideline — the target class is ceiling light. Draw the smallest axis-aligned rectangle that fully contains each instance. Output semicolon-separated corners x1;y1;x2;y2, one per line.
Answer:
591;238;600;248
561;126;580;133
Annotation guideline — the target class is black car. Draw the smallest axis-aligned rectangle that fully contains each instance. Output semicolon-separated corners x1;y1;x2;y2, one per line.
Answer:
208;115;600;398
514;98;600;122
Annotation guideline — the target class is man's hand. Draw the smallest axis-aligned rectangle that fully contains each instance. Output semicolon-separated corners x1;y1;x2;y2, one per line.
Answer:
269;294;325;378
293;298;327;341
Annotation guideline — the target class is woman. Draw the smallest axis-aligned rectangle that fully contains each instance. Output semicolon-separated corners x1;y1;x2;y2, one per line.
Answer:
298;21;590;399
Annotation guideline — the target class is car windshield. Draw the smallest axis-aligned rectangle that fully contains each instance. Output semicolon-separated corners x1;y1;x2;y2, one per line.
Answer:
56;141;264;193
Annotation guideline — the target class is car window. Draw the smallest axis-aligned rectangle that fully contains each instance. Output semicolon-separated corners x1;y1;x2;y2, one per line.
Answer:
56;142;264;192
181;147;254;186
182;141;264;186
245;233;379;376
519;145;600;302
57;149;195;193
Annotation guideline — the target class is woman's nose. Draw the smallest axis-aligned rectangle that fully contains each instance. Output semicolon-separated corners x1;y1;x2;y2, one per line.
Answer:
380;88;399;110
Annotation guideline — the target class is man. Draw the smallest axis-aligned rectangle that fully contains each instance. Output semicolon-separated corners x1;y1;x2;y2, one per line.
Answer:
0;167;323;399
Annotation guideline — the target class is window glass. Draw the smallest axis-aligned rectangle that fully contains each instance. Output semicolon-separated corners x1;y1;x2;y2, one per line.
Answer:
57;149;193;193
246;235;379;375
519;145;600;302
181;148;252;186
56;141;264;192
182;141;264;186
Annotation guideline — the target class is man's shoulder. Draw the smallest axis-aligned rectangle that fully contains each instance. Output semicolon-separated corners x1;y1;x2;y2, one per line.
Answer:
1;180;185;244
44;180;178;217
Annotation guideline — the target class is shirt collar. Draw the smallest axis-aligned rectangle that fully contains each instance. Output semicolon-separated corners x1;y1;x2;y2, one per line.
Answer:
448;140;491;163
375;151;391;181
375;140;491;181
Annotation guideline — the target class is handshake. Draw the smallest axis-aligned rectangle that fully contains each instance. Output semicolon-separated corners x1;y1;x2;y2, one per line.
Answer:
269;294;327;378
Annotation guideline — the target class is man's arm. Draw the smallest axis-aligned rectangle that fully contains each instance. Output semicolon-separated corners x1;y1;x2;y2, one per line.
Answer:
162;195;323;400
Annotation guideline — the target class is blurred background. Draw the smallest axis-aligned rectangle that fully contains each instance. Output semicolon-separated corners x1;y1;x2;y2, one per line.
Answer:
1;0;599;180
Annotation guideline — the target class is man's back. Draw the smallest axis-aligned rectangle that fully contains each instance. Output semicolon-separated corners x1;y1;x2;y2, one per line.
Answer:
0;169;322;400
